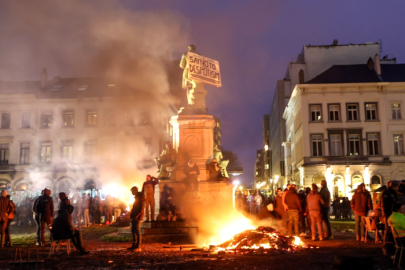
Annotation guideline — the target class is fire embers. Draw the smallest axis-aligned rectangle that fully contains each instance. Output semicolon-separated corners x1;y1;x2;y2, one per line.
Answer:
213;227;315;255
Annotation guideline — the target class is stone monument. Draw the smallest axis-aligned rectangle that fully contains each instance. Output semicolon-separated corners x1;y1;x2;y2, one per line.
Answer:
159;44;232;215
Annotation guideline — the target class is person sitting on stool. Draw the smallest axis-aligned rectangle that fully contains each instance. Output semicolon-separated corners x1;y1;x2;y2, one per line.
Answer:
52;201;90;255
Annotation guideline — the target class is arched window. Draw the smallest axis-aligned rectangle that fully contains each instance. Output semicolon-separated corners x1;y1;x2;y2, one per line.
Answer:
371;175;382;191
352;175;363;189
313;174;325;185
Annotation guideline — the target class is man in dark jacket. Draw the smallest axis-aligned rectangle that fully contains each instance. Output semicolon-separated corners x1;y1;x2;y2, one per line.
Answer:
382;181;399;224
142;175;159;222
0;190;11;248
32;190;44;245
306;184;324;241
52;203;89;255
319;180;332;239
184;160;200;190
128;186;145;250
298;190;307;236
284;185;302;237
35;188;54;246
351;183;372;241
4;195;15;247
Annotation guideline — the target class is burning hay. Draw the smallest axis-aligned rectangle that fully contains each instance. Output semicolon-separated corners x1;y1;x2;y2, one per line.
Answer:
212;226;315;255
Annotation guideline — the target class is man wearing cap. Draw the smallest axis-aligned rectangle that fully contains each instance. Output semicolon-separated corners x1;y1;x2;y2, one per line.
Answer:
128;186;145;251
141;175;159;222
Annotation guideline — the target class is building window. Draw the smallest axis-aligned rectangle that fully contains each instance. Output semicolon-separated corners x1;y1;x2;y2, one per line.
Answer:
61;141;74;160
347;103;359;121
330;134;342;156
0;144;9;165
21;112;31;129
348;134;361;156
86;110;98;126
20;143;30;164
40;142;52;163
328;104;340;121
309;104;322;122
365;103;378;120
394;134;404;155
41;112;53;128
104;109;115;126
63;110;74;127
311;134;323;156
85;142;96;159
367;133;380;156
392;103;402;120
1;113;11;129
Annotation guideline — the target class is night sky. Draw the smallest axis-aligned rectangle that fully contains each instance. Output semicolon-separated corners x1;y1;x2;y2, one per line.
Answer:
1;1;405;186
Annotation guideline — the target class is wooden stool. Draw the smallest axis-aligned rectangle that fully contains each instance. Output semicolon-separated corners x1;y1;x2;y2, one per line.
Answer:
11;246;44;269
48;239;72;257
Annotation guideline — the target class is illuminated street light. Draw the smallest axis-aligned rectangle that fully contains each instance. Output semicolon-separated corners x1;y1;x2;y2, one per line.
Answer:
233;180;240;186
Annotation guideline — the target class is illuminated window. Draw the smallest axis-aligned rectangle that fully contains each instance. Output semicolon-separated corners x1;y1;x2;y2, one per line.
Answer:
348;134;360;156
394;134;404;155
63;110;74;127
61;141;74;161
86;110;98;126
41;112;53;128
40;142;52;163
392;103;402;120
365;103;378;120
309;104;322;122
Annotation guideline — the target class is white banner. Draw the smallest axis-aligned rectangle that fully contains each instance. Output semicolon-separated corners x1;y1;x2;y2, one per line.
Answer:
187;52;221;87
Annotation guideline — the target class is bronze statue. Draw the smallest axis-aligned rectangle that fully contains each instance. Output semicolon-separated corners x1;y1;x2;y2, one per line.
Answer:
179;44;207;109
154;142;177;179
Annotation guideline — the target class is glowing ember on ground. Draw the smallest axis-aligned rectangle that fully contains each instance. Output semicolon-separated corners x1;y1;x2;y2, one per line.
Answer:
212;227;314;254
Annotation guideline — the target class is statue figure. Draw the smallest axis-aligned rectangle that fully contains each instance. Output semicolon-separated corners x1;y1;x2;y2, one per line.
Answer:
210;144;229;179
179;44;207;109
154;142;177;179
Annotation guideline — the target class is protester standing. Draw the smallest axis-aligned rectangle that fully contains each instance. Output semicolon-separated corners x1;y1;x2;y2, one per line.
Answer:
83;193;90;227
128;186;145;251
284;185;302;237
142;175;159;222
0;190;11;248
4;195;15;247
351;183;372;241
35;188;54;246
306;184;324;241
273;188;286;232
319;180;332;239
32;190;43;245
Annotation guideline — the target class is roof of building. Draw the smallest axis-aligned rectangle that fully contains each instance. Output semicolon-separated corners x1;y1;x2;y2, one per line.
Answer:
306;64;405;84
0;60;187;106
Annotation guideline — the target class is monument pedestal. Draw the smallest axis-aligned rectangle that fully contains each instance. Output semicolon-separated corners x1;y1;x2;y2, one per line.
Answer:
170;113;216;182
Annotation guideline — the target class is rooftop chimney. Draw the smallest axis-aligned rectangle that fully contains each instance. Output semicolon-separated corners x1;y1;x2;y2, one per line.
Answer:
367;57;374;70
41;68;48;88
374;54;381;75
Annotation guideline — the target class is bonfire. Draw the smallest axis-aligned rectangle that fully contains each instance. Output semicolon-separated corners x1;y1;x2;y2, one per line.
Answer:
212;226;315;254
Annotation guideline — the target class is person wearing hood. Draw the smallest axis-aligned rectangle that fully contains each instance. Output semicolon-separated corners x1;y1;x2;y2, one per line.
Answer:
52;200;90;255
35;188;54;246
306;184;325;241
382;181;399;224
128;186;145;251
351;183;372;241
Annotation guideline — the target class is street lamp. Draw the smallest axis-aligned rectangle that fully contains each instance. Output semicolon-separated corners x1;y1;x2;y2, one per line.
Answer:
232;180;240;209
